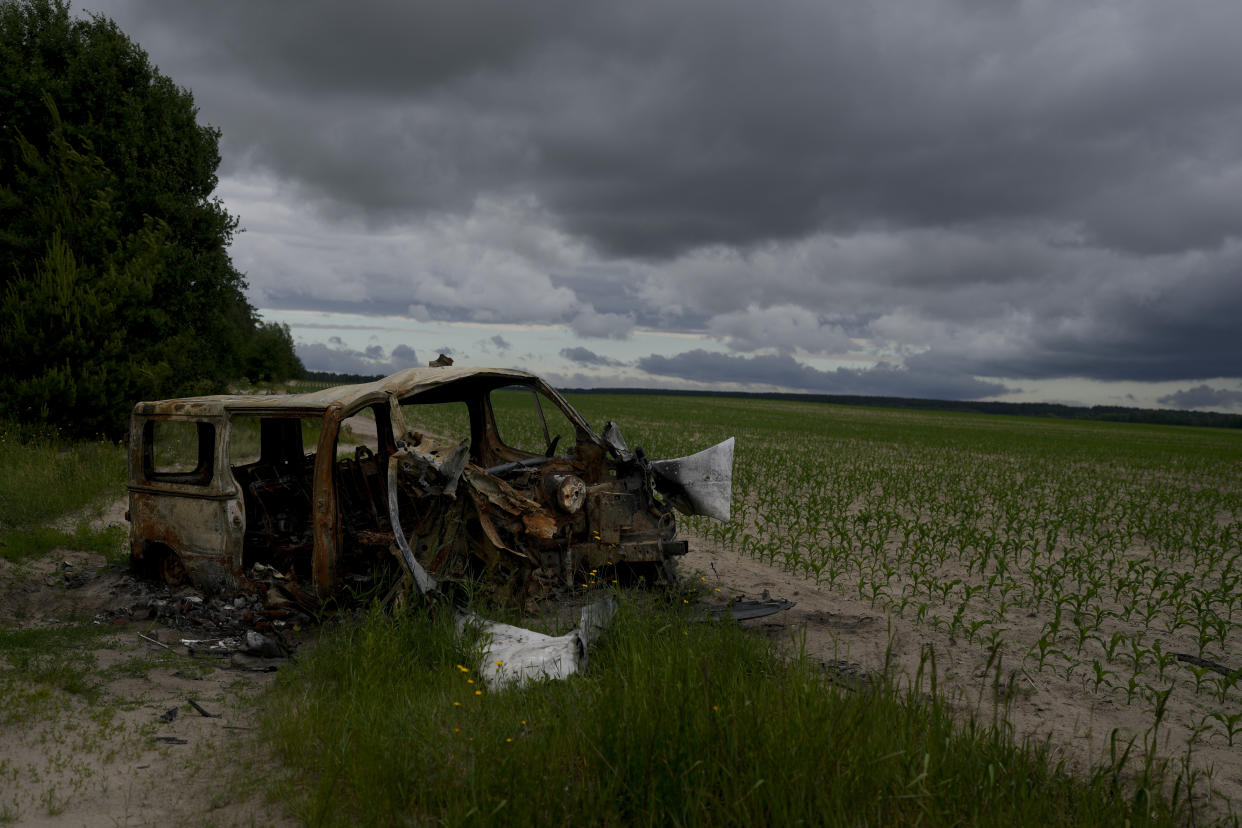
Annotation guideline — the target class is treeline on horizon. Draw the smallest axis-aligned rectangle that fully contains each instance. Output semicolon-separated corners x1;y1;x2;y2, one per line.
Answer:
303;370;388;385
566;387;1242;429
301;371;1242;430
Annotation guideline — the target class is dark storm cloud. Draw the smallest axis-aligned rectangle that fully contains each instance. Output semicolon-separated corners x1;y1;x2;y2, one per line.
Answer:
639;351;1008;400
81;0;1242;394
560;347;622;367
295;341;417;375
900;239;1242;382
88;0;1242;256
391;344;418;365
1158;385;1242;411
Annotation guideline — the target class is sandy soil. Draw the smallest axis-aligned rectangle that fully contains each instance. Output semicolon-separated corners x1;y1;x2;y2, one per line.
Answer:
0;553;296;826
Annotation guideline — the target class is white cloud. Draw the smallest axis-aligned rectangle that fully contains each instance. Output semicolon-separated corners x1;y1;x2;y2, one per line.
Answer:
569;307;635;339
707;305;853;354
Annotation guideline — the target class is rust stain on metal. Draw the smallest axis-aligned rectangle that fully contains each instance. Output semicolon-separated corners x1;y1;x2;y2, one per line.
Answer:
312;406;342;593
127;365;736;605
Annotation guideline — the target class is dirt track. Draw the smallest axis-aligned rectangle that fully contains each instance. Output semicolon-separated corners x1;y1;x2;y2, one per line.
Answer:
0;550;294;826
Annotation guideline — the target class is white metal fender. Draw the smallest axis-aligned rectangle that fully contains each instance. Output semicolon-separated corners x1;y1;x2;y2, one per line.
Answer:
456;594;617;689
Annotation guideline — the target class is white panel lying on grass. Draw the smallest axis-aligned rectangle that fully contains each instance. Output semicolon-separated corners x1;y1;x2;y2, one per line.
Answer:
457;595;617;689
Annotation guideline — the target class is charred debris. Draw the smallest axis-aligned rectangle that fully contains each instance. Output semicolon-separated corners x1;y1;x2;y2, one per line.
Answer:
123;365;765;662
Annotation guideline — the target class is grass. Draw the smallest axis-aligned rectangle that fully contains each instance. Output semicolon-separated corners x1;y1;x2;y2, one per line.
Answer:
0;421;126;531
258;595;1179;826
0;624;118;714
0;420;127;564
0;524;127;565
0;390;1233;822
564;398;1242;710
476;391;1242;816
0;421;277;822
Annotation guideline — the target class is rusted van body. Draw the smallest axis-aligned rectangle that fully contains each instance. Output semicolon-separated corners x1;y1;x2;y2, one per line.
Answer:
128;366;732;599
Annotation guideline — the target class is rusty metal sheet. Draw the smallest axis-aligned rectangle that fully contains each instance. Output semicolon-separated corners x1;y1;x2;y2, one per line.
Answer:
129;490;241;593
520;511;557;540
463;467;545;517
311;407;342;592
396;439;469;497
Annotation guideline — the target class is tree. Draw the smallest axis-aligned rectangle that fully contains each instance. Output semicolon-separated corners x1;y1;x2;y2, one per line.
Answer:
0;0;303;438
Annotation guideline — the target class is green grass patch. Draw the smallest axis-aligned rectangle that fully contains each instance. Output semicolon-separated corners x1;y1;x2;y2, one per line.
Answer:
0;422;126;531
0;524;127;565
0;624;116;711
259;597;1177;826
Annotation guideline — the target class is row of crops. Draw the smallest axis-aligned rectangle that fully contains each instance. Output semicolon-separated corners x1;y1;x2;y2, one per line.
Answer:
567;394;1242;746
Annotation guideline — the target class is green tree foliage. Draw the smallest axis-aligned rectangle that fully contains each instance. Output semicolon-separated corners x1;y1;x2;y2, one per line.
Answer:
0;0;303;438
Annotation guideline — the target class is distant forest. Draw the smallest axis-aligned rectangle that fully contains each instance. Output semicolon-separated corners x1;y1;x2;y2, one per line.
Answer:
304;370;389;385
567;388;1242;430
303;371;1242;430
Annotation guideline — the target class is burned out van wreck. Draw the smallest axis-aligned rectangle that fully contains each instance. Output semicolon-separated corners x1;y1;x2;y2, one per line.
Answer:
127;366;734;604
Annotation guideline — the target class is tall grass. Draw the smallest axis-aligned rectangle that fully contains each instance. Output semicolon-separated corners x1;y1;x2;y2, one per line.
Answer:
0;421;127;562
259;596;1177;826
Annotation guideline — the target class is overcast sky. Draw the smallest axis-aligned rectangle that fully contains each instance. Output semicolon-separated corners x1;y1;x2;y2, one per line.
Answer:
80;0;1242;410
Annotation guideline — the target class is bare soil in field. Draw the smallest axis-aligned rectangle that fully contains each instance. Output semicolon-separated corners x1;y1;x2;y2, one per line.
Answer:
0;515;297;826
682;531;1240;822
1;506;1235;824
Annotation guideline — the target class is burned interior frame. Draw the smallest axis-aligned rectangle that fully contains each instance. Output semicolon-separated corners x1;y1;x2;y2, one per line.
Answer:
128;366;734;602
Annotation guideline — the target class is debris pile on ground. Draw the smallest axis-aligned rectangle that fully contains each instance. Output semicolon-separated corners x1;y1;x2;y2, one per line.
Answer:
92;563;316;645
